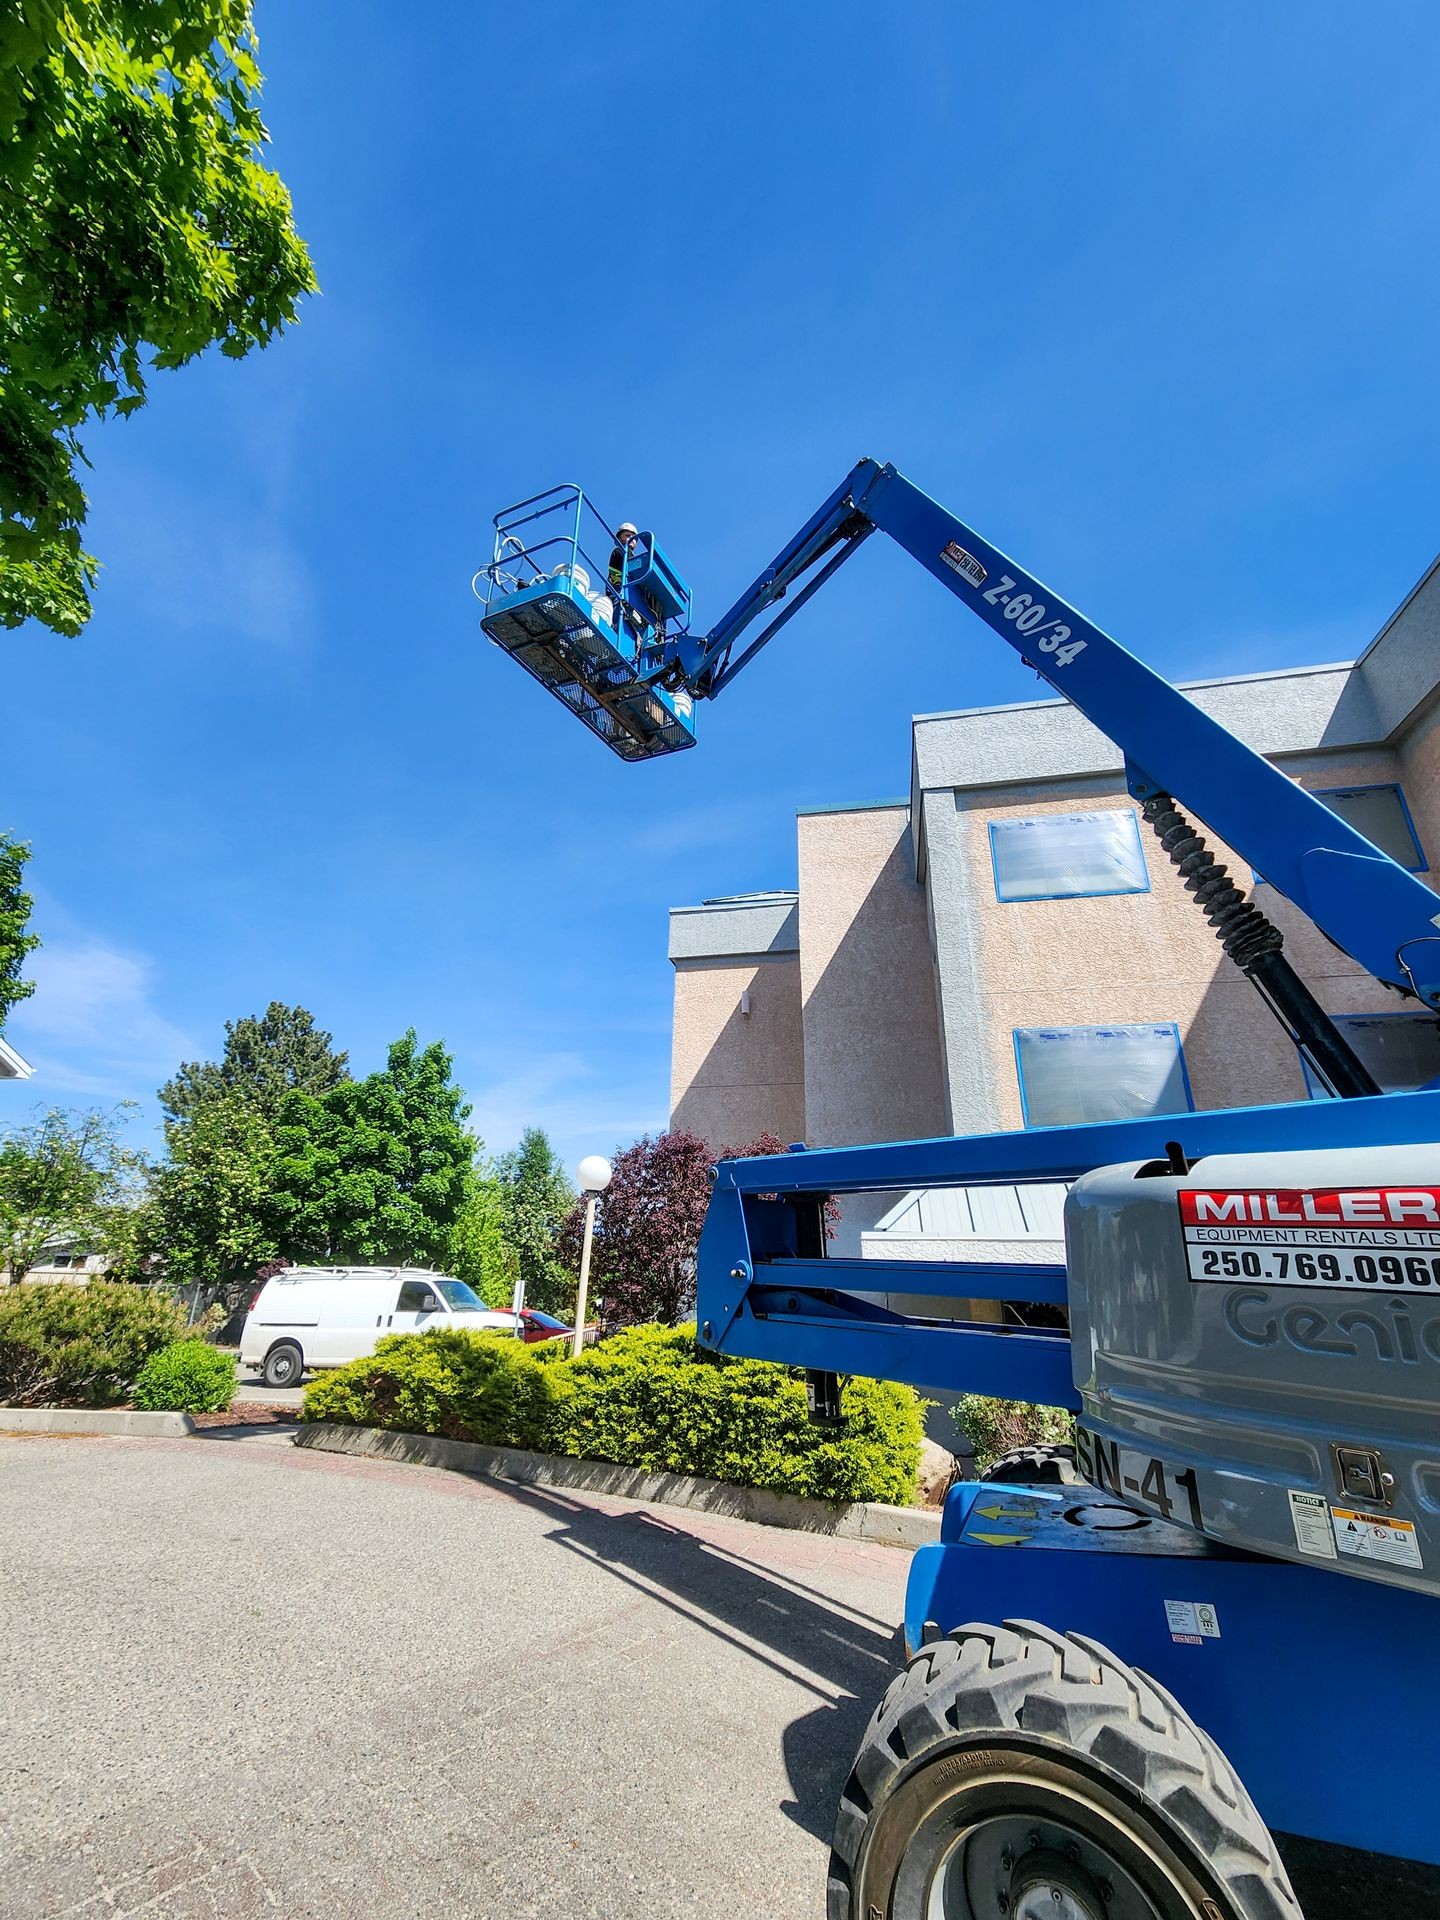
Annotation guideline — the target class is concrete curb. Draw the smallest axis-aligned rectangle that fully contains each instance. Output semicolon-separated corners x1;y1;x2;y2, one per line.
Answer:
295;1422;940;1547
0;1405;197;1438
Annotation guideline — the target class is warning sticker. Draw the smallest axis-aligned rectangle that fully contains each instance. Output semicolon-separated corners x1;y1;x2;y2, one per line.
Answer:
1288;1489;1337;1560
940;541;986;589
1332;1509;1423;1570
1164;1599;1220;1645
1178;1186;1440;1292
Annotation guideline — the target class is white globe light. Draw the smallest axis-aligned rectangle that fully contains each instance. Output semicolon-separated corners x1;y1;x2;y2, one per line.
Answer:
577;1154;613;1193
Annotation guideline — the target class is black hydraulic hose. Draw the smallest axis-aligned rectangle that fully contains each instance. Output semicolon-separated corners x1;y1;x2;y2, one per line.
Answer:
1140;793;1382;1100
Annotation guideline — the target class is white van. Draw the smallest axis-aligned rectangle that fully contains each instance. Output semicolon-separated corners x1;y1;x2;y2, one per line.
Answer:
239;1266;514;1388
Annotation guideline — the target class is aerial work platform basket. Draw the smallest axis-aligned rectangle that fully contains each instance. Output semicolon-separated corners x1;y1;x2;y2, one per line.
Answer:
475;485;697;761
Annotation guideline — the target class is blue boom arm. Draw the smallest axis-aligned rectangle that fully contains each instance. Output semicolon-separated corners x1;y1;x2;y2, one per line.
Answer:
680;459;1440;1016
479;457;1440;1392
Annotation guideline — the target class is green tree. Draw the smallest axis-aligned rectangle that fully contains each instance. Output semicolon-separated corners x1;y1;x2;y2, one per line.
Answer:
267;1031;475;1265
494;1127;574;1316
159;1002;348;1126
1;3;316;636
145;1093;278;1310
446;1165;520;1307
0;1105;147;1282
0;833;38;1031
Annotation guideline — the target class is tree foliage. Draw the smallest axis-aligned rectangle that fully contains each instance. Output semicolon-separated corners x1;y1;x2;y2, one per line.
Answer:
267;1031;475;1265
0;1104;148;1281
0;832;38;1030
145;1091;278;1306
558;1130;788;1329
445;1166;519;1307
494;1127;574;1316
159;1002;348;1126
1;2;316;635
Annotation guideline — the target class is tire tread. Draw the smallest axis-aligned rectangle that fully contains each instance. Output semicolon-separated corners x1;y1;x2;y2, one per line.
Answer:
828;1618;1301;1920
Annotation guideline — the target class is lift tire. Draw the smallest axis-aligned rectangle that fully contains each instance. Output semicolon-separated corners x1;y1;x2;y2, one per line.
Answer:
827;1620;1300;1920
980;1443;1084;1487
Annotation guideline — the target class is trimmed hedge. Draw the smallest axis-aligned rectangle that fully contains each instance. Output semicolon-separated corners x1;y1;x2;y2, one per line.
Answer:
132;1338;237;1413
303;1327;556;1450
0;1282;185;1408
303;1323;925;1506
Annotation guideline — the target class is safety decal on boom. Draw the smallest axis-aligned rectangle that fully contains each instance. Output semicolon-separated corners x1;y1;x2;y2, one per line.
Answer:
1332;1509;1423;1570
939;541;987;588
1179;1186;1440;1292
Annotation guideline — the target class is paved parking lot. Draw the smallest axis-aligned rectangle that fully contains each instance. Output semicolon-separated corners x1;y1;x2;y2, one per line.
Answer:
2;1432;1435;1919
1;1432;905;1919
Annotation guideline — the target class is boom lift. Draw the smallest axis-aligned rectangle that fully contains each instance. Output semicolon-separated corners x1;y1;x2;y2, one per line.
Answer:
479;463;1440;1919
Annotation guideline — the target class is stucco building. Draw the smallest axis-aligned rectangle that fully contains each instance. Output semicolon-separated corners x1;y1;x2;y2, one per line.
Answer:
668;552;1440;1257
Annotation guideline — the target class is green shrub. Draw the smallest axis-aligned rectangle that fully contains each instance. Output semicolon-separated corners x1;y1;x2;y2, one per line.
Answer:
0;1281;185;1408
302;1322;925;1506
302;1328;557;1450
132;1338;237;1413
952;1394;1074;1472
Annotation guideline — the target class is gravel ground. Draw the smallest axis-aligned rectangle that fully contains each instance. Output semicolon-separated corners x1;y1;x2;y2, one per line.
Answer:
1;1432;1433;1919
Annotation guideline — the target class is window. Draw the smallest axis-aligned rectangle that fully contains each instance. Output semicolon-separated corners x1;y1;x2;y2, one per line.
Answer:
1302;1014;1440;1099
1014;1023;1193;1128
1313;784;1425;872
396;1280;442;1312
436;1279;484;1311
989;810;1149;902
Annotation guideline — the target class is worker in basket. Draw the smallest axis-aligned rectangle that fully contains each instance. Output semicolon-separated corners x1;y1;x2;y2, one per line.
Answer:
606;521;664;654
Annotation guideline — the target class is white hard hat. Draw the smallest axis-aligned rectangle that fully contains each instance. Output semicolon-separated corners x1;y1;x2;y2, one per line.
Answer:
616;522;638;540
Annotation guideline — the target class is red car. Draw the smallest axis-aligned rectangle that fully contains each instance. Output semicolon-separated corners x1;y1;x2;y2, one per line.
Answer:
492;1307;599;1345
515;1307;573;1343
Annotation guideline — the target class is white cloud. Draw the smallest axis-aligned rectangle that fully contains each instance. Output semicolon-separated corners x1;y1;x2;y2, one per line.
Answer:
459;1047;666;1170
7;936;193;1110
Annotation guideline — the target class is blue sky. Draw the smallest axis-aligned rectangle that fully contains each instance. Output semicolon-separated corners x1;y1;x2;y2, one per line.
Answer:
6;2;1440;1171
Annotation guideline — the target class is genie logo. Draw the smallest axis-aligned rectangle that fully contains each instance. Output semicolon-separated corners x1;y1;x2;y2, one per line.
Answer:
1224;1287;1440;1364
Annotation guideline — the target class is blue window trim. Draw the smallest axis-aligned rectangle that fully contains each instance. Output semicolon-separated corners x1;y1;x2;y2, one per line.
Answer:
988;808;1151;904
1311;781;1427;874
1253;781;1426;888
1013;1021;1195;1130
1298;1010;1440;1099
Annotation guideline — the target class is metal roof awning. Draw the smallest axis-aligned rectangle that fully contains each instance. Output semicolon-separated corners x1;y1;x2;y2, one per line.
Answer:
0;1035;34;1079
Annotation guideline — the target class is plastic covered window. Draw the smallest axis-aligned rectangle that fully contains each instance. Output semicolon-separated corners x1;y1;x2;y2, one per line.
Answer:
990;810;1149;902
1313;784;1425;872
1014;1023;1192;1128
1302;1014;1440;1099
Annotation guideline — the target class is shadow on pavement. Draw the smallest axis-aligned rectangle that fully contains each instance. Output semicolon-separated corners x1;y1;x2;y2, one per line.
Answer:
485;1477;1440;1913
1275;1833;1440;1920
189;1420;302;1443
489;1476;896;1841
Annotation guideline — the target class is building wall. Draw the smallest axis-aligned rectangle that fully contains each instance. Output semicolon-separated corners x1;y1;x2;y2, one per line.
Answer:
1395;689;1440;883
961;781;1288;1128
668;895;805;1148
796;805;947;1149
670;554;1440;1158
669;952;805;1147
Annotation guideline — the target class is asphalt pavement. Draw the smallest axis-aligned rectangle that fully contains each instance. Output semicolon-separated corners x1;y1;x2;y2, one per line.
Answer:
1;1432;1433;1919
0;1431;906;1919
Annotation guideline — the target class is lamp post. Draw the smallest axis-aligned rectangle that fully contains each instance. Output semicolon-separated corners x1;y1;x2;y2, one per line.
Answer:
572;1155;612;1358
